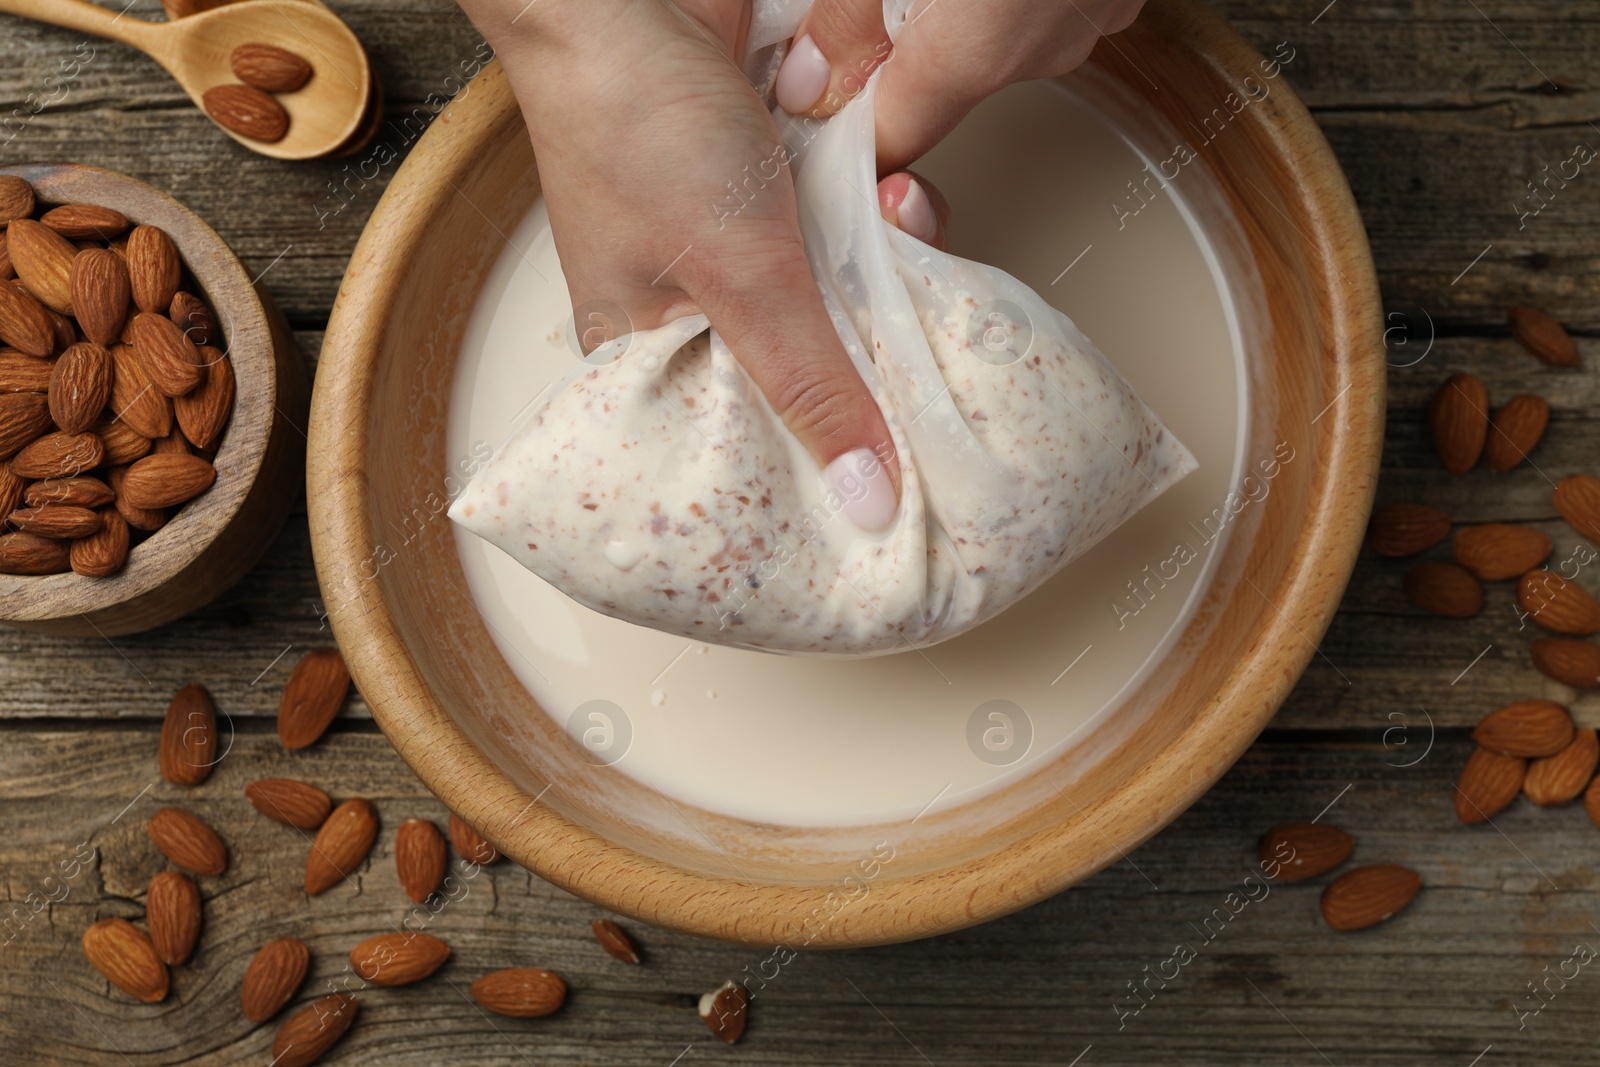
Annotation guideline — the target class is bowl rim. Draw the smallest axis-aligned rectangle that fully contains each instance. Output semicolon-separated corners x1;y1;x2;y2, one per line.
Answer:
309;0;1385;945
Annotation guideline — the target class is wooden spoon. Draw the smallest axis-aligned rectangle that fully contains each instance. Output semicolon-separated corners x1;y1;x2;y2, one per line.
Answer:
0;0;371;160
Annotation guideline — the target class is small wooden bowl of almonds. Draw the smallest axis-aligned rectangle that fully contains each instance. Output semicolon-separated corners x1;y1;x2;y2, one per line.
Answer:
0;164;306;636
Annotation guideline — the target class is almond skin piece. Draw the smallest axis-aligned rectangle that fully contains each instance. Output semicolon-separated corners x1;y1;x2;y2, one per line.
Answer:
146;870;201;965
0;278;56;356
0;392;52;458
1368;503;1450;558
1455;747;1526;824
1509;305;1581;368
71;248;131;345
7;218;77;314
147;806;228;876
700;980;749;1043
592;919;642;964
1483;394;1549;473
1531;639;1600;690
1319;864;1421;931
1452;524;1552;581
173;355;232;450
349;931;451;986
448;812;500;865
129;311;203;396
305;797;377;895
0;350;55;394
1472;699;1574;758
108;464;167;532
1256;822;1355;881
82;917;168;1003
278;647;351;750
204;83;290;143
272;993;358;1067
126;226;181;315
1431;373;1488;475
1519;570;1600;636
470;968;566;1018
0;175;35;225
25;475;113;508
1404;560;1483;618
1553;474;1600;545
241;937;311;1022
1524;728;1599;807
231;42;313;92
395;819;446;903
70;509;129;577
160;684;218;787
11;430;103;479
245;778;333;829
49;340;113;434
119;453;215;509
8;504;101;538
41;203;129;241
0;531;70;574
108;341;173;438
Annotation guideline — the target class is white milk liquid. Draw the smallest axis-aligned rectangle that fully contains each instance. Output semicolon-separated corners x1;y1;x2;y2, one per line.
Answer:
448;79;1247;826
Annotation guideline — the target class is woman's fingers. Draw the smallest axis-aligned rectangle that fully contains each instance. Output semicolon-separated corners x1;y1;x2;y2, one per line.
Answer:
877;170;950;249
775;0;892;116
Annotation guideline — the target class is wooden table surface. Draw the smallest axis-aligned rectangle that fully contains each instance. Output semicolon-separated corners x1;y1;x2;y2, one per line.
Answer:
3;1;1598;1063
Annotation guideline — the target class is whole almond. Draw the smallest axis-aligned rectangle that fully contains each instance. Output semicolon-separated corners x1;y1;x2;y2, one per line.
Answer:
7;218;77;314
0;350;54;394
1404;560;1483;618
160;684;218;786
95;414;153;466
49;340;113;434
272;993;358;1067
231;42;313;92
11;430;103;479
448;812;500;865
278;647;350;750
0;175;35;225
242;937;310;1022
1524;728;1598;807
1519;570;1600;636
109;465;167;532
245;778;332;829
395;819;446;903
109;341;173;439
1431;373;1488;475
119;453;215;509
470;968;566;1018
146;870;201;965
173;355;232;450
8;504;101;538
305;797;377;895
1455;746;1525;824
1452;524;1551;581
1483;394;1549;473
1509;305;1581;368
129;311;203;396
0;278;56;356
41;203;129;241
592;919;642;964
0;392;51;457
169;291;218;347
147;806;228;876
1472;699;1574;758
70;509;129;577
349;931;450;986
1367;502;1450;558
1256;821;1355;881
700;980;749;1043
1319;864;1421;931
25;475;113;508
126;226;181;315
0;460;22;517
0;531;69;574
71;248;131;345
204;84;290;143
82;917;168;1003
1553;474;1600;545
1531;639;1600;690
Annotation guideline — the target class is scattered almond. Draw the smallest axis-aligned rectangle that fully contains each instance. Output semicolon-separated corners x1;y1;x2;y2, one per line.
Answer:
1403;560;1483;618
1553;474;1600;545
278;647;350;750
7;218;78;314
1452;524;1551;581
146;870;201;965
118;453;215;509
7;504;100;538
71;248;131;345
1483;394;1549;473
147;806;228;876
349;931;450;986
49;340;114;434
1519;570;1600;636
700;980;749;1043
1255;821;1354;881
1367;502;1450;558
0;531;70;574
1455;747;1525;824
1319;864;1421;931
395;819;446;903
591;919;642;964
1508;305;1580;368
82;917;168;1003
231;42;313;92
449;812;500;865
1431;374;1488;474
70;508;129;576
305;797;377;895
159;684;218;786
1524;728;1598;807
245;778;332;829
204;84;290;143
470;968;566;1018
241;937;310;1023
271;993;357;1067
173;355;232;450
41;203;129;241
1472;699;1574;758
1530;638;1600;690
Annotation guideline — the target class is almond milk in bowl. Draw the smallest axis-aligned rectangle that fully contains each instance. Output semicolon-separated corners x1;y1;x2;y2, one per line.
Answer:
309;0;1382;945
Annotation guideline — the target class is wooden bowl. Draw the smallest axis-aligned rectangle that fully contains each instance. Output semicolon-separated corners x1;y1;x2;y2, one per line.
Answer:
0;164;307;636
309;0;1383;946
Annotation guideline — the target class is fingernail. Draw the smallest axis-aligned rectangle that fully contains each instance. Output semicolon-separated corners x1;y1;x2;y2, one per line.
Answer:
826;448;898;532
776;34;830;114
896;178;938;243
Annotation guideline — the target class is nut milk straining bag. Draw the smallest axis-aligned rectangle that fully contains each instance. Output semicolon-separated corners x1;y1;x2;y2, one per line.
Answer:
449;0;1197;656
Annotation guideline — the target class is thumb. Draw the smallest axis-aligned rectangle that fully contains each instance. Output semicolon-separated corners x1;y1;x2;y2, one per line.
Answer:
683;236;900;532
775;0;892;117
